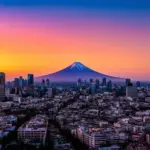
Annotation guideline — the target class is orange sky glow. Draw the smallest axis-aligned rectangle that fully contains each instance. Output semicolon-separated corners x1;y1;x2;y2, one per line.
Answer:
0;7;150;81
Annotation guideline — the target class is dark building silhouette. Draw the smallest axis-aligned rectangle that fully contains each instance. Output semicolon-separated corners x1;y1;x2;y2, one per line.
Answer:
19;76;24;88
107;80;112;91
102;78;106;87
0;73;5;101
46;79;50;87
90;82;96;94
95;79;100;89
128;82;133;87
27;74;34;97
42;79;45;86
77;78;82;87
14;78;19;87
89;78;93;85
125;78;131;86
27;74;34;85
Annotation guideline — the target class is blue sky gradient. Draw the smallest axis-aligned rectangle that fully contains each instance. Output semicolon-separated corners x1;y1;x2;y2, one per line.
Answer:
1;0;150;10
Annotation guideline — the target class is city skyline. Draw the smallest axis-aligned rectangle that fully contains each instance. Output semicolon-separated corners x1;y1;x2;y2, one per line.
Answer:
0;0;150;81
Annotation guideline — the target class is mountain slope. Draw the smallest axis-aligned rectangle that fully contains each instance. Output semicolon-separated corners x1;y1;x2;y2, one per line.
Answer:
36;62;123;82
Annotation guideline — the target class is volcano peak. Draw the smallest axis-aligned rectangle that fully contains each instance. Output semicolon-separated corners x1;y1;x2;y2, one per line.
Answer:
70;62;86;70
36;62;123;82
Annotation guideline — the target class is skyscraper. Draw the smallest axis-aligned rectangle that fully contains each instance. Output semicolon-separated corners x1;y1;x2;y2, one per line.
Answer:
14;78;19;87
77;78;82;87
89;78;93;88
19;76;24;88
90;82;96;94
125;78;131;86
46;79;50;88
24;79;28;87
27;74;34;85
95;79;100;89
27;74;34;97
0;73;5;101
102;78;106;87
107;80;112;91
42;79;45;86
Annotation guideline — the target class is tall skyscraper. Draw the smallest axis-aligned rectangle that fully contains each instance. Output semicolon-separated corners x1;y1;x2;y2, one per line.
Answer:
102;78;106;87
27;74;34;97
77;78;82;87
14;78;19;87
0;73;5;101
19;76;24;88
24;79;28;87
42;79;45;86
90;82;96;94
46;79;50;87
95;79;100;89
27;74;34;85
89;78;93;88
125;78;131;86
107;80;112;91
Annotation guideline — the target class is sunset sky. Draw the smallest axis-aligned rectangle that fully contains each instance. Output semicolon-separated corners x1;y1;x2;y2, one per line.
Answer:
0;0;150;81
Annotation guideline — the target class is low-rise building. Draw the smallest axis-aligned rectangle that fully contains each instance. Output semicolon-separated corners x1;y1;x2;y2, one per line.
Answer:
18;115;48;145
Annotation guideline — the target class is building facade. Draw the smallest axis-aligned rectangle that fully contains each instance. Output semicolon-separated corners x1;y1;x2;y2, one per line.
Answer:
0;73;5;101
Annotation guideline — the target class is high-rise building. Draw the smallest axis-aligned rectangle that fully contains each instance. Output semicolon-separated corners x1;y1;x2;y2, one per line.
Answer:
19;76;24;88
27;74;34;85
24;79;28;87
77;78;82;87
89;78;93;84
125;78;131;86
47;88;56;98
42;79;45;86
0;73;5;84
0;72;5;101
90;82;96;94
126;84;137;97
107;80;112;91
27;74;34;97
46;79;50;87
7;81;12;88
95;79;100;89
102;78;106;87
14;78;19;87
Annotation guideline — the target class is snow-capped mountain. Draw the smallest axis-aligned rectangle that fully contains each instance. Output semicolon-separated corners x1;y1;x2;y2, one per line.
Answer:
70;62;86;70
36;62;123;82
